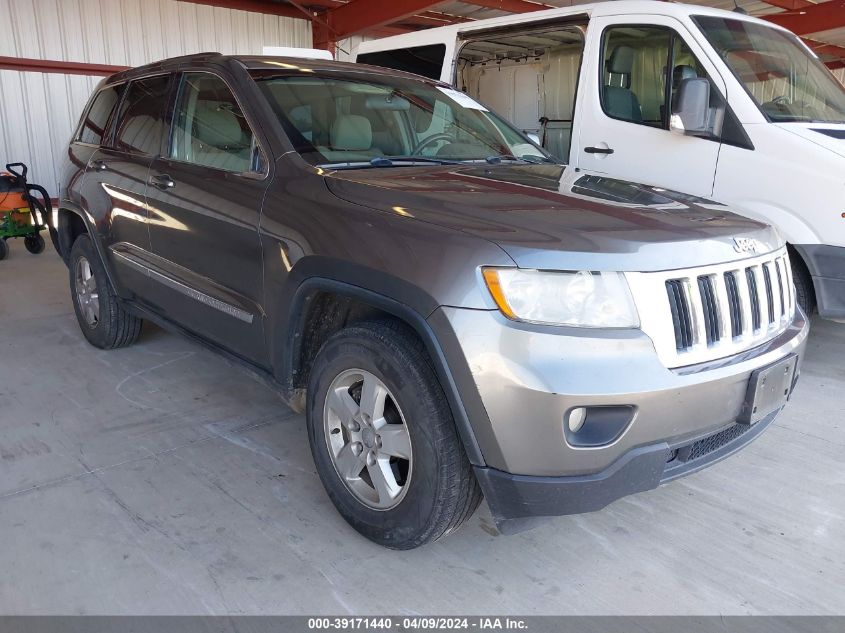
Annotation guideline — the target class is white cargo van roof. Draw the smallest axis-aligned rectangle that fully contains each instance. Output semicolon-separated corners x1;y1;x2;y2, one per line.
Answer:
357;1;793;52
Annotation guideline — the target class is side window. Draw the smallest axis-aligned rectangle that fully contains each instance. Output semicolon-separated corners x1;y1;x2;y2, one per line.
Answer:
113;75;171;155
78;84;124;145
171;73;256;173
357;44;446;80
601;26;672;127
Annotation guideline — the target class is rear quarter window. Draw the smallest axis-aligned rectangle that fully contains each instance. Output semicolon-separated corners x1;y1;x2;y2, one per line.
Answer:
77;84;124;145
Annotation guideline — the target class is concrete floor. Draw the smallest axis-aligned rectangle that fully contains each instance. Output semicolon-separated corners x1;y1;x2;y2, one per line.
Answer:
0;248;843;615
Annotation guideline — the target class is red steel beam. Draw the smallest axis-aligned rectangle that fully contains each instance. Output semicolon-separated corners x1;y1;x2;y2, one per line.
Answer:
322;0;447;41
180;0;305;19
764;1;845;36
758;0;813;9
459;0;554;12
0;56;128;76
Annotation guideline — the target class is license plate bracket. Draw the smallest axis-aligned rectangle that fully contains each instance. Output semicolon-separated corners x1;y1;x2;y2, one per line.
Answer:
738;354;798;425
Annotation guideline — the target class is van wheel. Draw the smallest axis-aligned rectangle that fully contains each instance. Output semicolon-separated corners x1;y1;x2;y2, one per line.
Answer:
69;235;143;349
791;257;815;315
306;320;482;549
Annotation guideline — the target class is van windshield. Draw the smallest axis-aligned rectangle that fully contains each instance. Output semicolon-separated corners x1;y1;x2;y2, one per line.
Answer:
694;16;845;124
251;72;554;168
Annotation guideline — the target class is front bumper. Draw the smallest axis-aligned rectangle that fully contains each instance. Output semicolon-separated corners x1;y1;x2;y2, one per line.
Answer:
794;244;845;320
429;306;808;526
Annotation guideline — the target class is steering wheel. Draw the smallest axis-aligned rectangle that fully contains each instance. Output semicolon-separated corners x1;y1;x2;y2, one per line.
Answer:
411;133;455;156
770;95;791;105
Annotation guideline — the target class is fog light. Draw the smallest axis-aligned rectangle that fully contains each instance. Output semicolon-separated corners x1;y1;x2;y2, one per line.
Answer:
563;405;636;447
567;407;587;433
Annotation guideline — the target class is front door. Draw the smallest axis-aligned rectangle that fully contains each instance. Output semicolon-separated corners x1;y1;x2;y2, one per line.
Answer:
144;71;270;364
575;16;726;198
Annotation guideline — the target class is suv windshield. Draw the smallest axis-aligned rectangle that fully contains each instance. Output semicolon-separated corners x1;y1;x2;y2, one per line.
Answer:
251;72;553;167
694;16;845;124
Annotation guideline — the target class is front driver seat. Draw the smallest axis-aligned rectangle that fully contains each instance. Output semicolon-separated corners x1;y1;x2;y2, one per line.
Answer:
603;46;643;122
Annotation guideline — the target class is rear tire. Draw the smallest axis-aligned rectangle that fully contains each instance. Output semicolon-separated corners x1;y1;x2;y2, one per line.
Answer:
69;234;143;349
0;239;7;261
25;233;45;254
306;319;482;549
791;256;815;315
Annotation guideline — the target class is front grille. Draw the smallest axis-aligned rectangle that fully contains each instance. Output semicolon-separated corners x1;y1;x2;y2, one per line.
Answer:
697;275;720;345
666;280;693;350
724;271;743;338
686;423;751;461
629;248;795;368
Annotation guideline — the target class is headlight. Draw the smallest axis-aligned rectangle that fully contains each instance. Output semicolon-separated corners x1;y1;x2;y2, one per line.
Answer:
482;268;639;328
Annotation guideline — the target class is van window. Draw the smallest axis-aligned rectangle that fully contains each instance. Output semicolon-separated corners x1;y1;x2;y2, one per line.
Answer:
78;84;124;145
171;73;257;172
113;75;171;156
601;27;672;127
252;72;552;166
694;16;845;124
600;26;728;135
357;44;446;80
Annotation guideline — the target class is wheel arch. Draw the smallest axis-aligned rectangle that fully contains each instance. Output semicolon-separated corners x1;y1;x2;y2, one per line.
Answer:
56;203;123;295
277;272;486;466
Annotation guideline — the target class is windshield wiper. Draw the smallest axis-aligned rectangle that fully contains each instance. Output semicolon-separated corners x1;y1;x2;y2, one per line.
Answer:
482;154;556;165
379;156;462;165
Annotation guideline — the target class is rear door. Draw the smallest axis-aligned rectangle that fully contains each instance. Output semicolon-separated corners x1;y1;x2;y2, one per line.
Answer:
78;75;172;299
574;16;726;197
143;71;270;364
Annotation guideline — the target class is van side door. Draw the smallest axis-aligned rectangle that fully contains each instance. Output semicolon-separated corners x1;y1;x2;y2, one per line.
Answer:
574;16;727;198
143;71;271;365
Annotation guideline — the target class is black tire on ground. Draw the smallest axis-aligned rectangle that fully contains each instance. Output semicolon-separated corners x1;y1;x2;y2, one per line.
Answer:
24;233;45;254
0;239;7;261
69;234;143;349
306;319;482;549
791;256;816;316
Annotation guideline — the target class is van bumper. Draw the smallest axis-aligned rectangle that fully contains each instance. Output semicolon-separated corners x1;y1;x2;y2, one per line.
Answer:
795;243;845;320
430;307;808;529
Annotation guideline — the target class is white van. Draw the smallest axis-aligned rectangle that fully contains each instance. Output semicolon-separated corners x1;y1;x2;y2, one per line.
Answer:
356;1;845;320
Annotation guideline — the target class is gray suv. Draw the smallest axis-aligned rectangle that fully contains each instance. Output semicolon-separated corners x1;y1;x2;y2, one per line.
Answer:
56;53;808;549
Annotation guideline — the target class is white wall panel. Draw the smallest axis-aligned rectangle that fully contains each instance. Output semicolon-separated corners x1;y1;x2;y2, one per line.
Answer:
0;0;310;196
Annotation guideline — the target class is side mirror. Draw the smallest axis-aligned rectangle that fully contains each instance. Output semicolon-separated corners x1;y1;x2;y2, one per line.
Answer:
670;78;715;137
525;132;541;145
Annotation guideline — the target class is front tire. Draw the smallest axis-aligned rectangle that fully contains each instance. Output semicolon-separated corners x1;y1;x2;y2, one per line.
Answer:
69;234;143;349
791;256;815;315
306;320;481;549
0;239;7;261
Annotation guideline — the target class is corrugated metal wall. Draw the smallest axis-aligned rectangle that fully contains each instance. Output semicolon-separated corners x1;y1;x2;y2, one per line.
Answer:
0;0;310;196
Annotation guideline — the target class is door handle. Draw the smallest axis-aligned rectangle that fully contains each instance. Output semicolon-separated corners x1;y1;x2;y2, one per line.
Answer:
149;173;175;190
584;146;615;155
91;159;108;171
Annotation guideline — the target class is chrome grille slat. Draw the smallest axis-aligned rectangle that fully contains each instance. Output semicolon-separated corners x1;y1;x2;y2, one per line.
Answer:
627;247;795;369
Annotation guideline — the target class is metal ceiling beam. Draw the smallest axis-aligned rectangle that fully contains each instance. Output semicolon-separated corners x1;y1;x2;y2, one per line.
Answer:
758;0;813;9
764;1;845;36
320;0;447;41
459;0;553;13
180;0;305;19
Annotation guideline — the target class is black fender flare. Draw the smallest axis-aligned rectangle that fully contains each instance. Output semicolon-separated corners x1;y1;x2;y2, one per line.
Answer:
278;270;486;467
56;203;122;295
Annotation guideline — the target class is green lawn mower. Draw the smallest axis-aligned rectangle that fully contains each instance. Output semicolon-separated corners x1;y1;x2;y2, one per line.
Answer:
0;162;53;261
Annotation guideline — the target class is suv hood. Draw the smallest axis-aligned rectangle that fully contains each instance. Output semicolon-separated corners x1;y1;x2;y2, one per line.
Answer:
324;164;781;272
